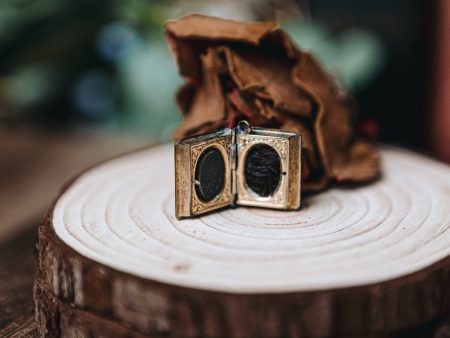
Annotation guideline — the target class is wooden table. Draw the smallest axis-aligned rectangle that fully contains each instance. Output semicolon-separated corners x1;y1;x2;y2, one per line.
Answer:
0;125;148;337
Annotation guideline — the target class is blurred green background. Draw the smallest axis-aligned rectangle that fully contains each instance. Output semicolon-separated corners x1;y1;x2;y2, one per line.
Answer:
0;0;435;149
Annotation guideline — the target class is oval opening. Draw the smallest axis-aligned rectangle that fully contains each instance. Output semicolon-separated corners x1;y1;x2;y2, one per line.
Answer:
244;144;281;197
194;147;225;202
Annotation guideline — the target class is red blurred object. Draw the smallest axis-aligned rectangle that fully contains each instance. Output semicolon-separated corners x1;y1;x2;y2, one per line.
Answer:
357;118;380;143
429;0;450;163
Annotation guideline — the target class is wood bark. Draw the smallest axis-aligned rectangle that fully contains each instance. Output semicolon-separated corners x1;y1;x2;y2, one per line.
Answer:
34;145;450;337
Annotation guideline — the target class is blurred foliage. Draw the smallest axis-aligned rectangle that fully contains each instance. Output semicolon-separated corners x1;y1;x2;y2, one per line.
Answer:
0;0;385;141
283;20;385;92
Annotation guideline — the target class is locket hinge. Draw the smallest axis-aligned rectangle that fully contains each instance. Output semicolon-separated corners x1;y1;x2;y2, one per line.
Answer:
230;121;251;207
230;128;238;206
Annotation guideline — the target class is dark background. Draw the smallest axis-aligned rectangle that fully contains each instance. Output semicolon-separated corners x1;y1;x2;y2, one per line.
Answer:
314;0;429;148
0;0;447;157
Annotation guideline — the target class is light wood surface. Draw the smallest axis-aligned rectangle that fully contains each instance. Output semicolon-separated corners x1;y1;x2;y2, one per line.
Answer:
35;144;450;337
51;144;450;292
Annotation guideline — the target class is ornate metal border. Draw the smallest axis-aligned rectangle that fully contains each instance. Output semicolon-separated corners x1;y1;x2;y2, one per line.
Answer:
175;125;300;219
235;129;301;210
190;136;232;215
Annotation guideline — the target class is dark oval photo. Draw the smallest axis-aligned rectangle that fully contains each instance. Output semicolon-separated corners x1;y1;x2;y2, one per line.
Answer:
194;147;225;202
244;143;281;197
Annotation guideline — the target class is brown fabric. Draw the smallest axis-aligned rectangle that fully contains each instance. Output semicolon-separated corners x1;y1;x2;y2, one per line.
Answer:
165;14;381;192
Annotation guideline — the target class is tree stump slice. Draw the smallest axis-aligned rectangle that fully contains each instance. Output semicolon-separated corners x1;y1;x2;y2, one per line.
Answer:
34;145;450;338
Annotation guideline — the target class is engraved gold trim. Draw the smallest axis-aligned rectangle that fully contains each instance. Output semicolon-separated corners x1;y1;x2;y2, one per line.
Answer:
235;129;301;210
190;137;232;215
175;125;300;219
174;129;232;219
236;135;289;209
287;136;301;209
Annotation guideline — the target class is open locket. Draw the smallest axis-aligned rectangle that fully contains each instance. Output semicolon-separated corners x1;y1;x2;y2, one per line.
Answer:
175;121;301;219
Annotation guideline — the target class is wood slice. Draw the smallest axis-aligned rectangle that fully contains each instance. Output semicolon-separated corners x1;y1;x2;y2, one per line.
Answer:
34;145;450;338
